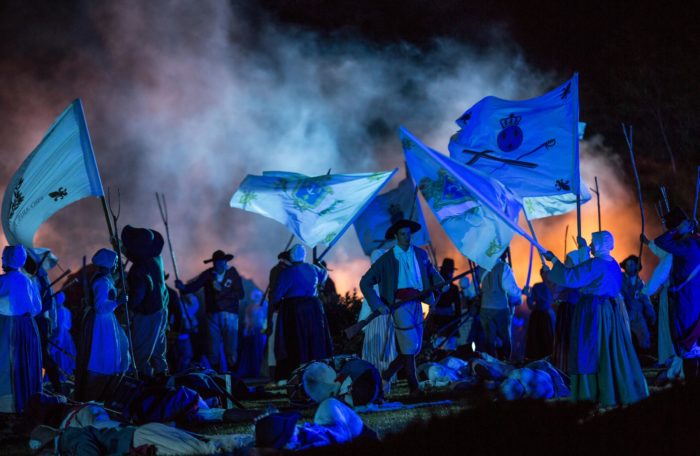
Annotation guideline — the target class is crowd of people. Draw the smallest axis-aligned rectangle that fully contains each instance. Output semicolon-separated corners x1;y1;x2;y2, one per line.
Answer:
0;201;698;453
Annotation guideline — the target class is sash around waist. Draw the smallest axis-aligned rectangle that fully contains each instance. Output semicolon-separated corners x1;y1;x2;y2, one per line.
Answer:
395;287;422;303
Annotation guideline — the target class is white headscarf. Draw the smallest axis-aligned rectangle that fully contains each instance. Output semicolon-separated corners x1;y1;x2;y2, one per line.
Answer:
2;245;26;269
591;231;614;258
290;244;306;263
91;248;118;269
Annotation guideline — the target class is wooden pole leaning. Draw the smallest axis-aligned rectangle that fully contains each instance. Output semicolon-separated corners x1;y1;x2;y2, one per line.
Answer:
106;187;139;379
622;123;645;261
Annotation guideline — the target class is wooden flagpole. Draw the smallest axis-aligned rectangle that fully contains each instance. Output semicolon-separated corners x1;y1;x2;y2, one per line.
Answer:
693;166;700;223
590;176;601;231
106;187;138;378
622;123;645;260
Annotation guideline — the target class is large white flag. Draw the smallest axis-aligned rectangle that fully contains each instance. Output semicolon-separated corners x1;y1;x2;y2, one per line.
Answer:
230;169;396;248
2;100;105;247
448;74;590;219
401;127;541;271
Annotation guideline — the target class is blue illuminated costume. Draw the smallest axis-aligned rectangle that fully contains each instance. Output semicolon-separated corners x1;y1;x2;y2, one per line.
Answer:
654;229;700;355
177;250;245;372
76;248;130;401
0;245;43;413
545;231;648;407
48;293;76;381
272;245;332;380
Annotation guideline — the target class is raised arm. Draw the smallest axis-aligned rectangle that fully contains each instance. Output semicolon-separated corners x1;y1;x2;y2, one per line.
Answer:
546;258;599;289
176;271;208;295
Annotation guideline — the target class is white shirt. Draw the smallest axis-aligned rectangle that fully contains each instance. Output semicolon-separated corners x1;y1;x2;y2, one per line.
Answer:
479;261;521;309
393;245;422;290
643;240;672;296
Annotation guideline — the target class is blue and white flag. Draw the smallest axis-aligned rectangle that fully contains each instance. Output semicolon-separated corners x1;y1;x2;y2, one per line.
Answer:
230;169;397;248
448;74;590;219
353;175;429;256
2;100;105;247
401;127;542;271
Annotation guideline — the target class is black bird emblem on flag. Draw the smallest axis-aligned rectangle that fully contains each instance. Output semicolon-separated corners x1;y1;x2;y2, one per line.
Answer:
49;187;68;201
555;179;571;191
8;177;25;220
560;82;572;100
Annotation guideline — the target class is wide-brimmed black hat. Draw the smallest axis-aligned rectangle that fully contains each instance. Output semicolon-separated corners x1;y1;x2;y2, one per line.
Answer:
121;225;164;258
204;250;235;264
440;258;455;274
385;219;422;240
255;411;301;449
662;205;689;230
620;254;642;271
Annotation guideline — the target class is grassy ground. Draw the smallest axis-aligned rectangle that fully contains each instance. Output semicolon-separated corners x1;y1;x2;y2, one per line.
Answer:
0;367;668;455
205;380;478;438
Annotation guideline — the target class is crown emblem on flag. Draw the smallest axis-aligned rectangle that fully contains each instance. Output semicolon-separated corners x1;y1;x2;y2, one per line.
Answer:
497;114;524;152
499;113;521;129
291;176;333;212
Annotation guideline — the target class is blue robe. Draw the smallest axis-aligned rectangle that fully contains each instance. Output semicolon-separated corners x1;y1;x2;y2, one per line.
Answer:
546;255;648;406
654;232;700;352
272;263;332;379
0;270;42;413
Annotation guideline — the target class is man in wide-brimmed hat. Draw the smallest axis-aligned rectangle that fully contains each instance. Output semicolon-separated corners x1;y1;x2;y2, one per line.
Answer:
176;249;245;372
652;205;700;376
122;225;170;378
360;219;445;396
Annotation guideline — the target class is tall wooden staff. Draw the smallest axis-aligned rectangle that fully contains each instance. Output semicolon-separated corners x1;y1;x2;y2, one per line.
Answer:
622;123;645;260
693;166;700;223
156;193;195;332
468;259;480;290
590;176;601;231
523;212;545;290
155;193;180;281
106;187;138;378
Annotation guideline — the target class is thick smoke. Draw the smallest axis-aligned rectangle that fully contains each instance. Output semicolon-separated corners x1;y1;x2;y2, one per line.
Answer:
1;1;651;293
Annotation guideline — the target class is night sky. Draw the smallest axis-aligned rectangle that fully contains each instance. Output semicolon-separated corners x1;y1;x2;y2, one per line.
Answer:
0;1;696;291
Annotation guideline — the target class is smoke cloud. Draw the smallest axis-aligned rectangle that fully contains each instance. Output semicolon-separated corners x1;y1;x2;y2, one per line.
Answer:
0;1;653;294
